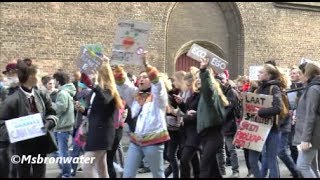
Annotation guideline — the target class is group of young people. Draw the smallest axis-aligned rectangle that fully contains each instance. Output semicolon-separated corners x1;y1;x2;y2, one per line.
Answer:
0;53;319;178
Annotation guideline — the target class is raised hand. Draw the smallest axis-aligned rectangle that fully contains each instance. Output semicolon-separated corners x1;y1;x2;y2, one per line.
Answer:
173;94;183;104
141;51;149;67
200;57;210;69
101;54;110;63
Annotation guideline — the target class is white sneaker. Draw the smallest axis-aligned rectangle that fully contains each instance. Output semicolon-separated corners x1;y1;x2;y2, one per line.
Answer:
113;162;124;173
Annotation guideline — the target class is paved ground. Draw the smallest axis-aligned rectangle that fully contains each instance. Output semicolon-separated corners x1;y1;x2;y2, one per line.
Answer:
46;149;293;178
46;126;293;178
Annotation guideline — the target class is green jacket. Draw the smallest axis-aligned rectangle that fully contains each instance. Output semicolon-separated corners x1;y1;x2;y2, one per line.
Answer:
197;68;226;134
53;83;76;132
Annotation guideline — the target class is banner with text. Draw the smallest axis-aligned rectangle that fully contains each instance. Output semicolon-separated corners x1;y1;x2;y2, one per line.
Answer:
249;66;262;81
111;20;151;66
76;44;104;75
186;43;228;74
5;113;46;143
233;92;274;152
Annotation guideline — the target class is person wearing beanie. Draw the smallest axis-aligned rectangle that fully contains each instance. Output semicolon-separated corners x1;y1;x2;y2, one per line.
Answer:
215;70;241;178
2;63;19;96
80;72;93;89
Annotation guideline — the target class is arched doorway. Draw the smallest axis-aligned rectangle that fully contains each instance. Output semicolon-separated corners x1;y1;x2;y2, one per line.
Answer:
175;53;200;72
165;2;244;79
174;40;226;73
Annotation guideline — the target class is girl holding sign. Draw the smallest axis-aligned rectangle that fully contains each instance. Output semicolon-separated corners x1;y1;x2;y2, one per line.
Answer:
196;58;229;178
248;63;288;178
75;57;123;178
0;59;58;178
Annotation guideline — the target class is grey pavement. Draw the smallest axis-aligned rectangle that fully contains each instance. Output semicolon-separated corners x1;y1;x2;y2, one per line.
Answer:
46;126;293;178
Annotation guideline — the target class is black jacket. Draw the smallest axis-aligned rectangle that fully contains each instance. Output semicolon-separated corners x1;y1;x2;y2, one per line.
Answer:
221;84;239;136
83;85;116;151
178;92;201;149
0;88;58;155
256;80;282;129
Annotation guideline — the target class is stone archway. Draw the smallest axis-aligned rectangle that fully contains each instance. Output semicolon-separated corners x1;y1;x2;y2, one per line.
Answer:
165;2;244;79
174;40;226;72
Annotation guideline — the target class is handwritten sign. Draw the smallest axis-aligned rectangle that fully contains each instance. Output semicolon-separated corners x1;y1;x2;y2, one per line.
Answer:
111;20;151;66
76;44;104;75
187;43;228;73
300;57;311;64
233;92;273;152
5;113;46;143
249;66;262;81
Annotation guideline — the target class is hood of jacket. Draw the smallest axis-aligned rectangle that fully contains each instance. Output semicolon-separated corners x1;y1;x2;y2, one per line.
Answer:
259;79;280;89
60;83;76;97
307;75;320;87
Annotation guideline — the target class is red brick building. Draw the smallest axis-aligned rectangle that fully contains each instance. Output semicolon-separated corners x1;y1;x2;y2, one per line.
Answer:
1;2;320;78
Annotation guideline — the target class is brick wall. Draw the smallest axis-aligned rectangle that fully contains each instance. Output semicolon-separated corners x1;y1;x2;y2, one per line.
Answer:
1;2;319;78
0;2;172;76
237;2;320;75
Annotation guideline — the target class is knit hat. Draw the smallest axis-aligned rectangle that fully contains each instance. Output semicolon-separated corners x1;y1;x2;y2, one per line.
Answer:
223;70;230;80
217;72;227;81
2;63;17;74
80;73;93;88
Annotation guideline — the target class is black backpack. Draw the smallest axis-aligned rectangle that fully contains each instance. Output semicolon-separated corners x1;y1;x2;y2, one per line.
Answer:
233;94;242;119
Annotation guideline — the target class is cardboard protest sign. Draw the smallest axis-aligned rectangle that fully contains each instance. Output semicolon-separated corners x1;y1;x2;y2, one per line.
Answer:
111;20;151;66
186;43;228;74
233;92;273;152
249;66;262;81
287;91;298;110
5;113;46;143
300;57;311;64
76;44;104;75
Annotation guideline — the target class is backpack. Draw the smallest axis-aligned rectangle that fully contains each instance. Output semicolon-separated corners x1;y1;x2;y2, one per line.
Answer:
269;85;290;121
233;90;242;119
224;86;241;119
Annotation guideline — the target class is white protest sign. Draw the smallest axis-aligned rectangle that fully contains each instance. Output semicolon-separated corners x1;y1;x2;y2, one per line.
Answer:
300;57;311;64
249;66;262;81
186;43;228;73
287;91;298;110
5;113;46;143
111;20;151;66
233;92;273;152
76;44;104;75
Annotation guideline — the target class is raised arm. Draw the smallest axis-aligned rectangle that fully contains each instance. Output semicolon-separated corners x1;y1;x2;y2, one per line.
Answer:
113;65;138;108
143;54;168;110
199;58;216;104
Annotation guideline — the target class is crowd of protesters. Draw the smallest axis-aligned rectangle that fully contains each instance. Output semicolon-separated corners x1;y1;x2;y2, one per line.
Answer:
0;53;319;178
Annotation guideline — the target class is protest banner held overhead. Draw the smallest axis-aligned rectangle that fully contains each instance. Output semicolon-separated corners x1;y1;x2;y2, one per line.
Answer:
76;44;104;75
233;92;274;152
249;66;262;81
111;20;151;66
5;113;46;143
186;43;228;74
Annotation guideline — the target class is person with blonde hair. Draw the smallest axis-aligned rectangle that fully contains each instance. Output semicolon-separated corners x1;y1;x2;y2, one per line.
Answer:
164;70;186;178
293;61;320;178
75;55;123;178
196;58;228;178
172;68;201;178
